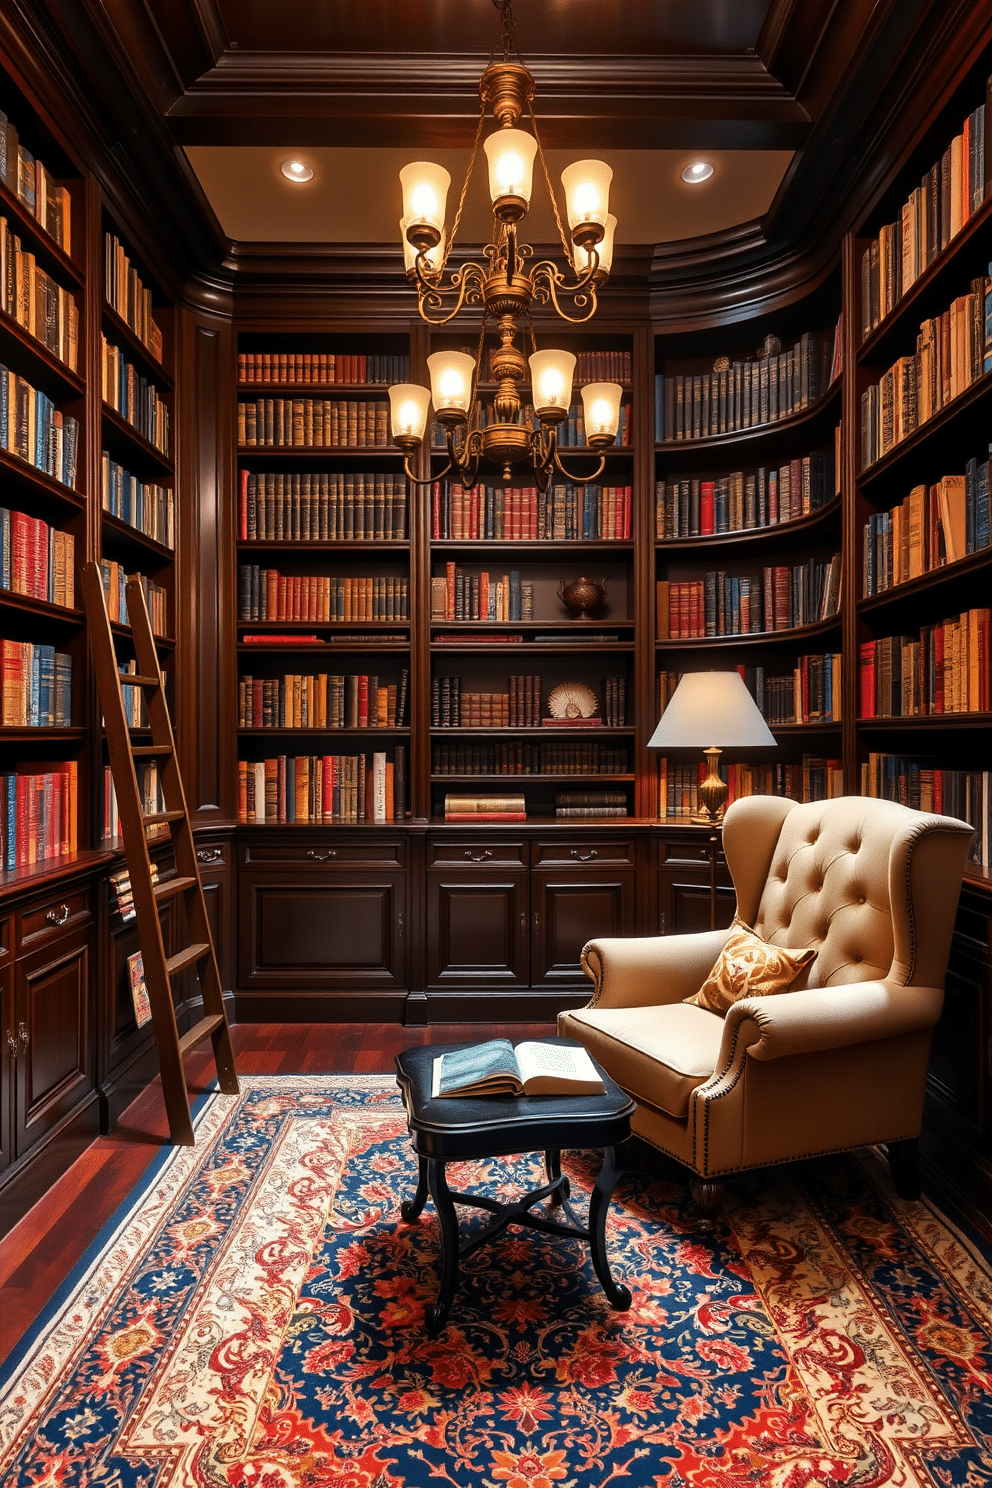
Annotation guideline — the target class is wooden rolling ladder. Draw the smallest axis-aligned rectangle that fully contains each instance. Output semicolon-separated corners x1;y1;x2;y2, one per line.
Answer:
82;562;239;1145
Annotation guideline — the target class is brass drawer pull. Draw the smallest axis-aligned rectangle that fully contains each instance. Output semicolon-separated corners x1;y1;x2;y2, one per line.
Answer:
307;849;337;861
45;903;70;926
197;848;223;864
570;849;598;861
464;850;493;863
6;1030;15;1059
17;1021;28;1050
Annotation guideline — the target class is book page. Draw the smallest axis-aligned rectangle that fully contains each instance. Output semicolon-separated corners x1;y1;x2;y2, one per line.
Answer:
515;1041;604;1093
432;1039;519;1097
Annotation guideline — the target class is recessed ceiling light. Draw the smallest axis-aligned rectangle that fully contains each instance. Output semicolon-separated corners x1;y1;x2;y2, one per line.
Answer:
681;160;714;184
280;159;314;183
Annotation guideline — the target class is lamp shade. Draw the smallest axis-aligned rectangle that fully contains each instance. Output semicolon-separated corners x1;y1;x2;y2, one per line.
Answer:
580;381;622;441
399;162;450;236
648;671;777;749
575;213;617;276
484;129;538;207
400;217;444;275
388;383;431;445
561;159;613;232
426;350;475;416
529;349;576;415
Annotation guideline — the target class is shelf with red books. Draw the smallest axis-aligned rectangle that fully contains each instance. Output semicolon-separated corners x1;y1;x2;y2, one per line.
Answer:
655;488;841;553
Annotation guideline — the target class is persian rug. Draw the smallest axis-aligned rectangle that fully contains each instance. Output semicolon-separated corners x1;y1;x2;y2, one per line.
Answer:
2;1077;992;1488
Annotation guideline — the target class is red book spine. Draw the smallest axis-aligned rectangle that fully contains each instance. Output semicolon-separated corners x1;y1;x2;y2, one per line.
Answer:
432;481;442;538
623;487;631;540
700;482;715;535
240;468;249;539
444;811;527;821
16;775;29;867
860;641;876;717
358;674;369;728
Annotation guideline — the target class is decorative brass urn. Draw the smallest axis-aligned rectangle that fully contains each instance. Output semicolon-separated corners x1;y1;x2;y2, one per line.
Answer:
558;576;608;618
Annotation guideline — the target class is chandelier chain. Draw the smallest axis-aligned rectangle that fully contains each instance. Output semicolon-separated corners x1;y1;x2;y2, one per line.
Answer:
528;97;574;268
490;0;519;65
439;92;488;274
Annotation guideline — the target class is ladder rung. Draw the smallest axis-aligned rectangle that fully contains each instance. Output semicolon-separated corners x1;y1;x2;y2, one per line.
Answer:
165;942;210;978
154;875;197;902
142;810;186;826
178;1013;225;1056
122;674;161;688
132;744;174;757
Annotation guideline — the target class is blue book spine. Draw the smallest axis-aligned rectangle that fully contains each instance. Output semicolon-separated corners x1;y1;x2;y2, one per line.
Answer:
5;774;14;870
0;364;7;448
582;486;592;540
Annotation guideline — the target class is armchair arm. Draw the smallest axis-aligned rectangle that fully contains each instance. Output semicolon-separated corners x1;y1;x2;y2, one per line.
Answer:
581;928;732;1009
717;979;944;1066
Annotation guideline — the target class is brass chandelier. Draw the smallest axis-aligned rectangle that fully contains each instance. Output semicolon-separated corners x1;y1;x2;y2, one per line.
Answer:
388;0;622;492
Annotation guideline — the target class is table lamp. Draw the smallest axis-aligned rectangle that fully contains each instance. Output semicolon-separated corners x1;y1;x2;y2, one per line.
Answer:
648;670;776;825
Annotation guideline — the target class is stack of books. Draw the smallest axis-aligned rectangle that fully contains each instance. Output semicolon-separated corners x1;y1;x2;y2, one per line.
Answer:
444;793;526;823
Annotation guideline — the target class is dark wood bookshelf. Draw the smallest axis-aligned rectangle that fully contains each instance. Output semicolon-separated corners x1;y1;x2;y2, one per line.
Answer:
0;176;83;288
656;494;842;552
655;379;842;457
101;402;174;476
655;614;843;649
101;302;172;389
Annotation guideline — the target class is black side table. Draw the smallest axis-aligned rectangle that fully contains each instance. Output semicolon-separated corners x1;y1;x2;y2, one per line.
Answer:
394;1040;636;1333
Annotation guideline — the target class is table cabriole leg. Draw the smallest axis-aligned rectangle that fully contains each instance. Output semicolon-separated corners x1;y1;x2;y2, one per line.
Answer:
426;1158;460;1333
401;1154;430;1222
588;1145;632;1310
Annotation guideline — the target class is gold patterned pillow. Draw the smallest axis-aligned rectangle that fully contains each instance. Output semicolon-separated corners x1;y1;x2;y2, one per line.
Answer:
684;917;816;1016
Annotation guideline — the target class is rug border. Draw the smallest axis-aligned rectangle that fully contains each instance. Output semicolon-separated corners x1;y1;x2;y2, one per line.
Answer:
0;1073;403;1393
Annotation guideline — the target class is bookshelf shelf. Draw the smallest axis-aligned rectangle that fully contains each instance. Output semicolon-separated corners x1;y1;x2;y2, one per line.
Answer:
237;641;411;654
109;621;175;650
101;403;174;476
655;614;843;650
101;303;172;389
655;380;842;458
430;540;635;556
857;713;992;731
100;512;173;562
858;372;992;493
0;726;86;741
656;495;841;553
0;307;84;397
0;445;84;512
238;726;411;737
237;445;402;459
429;726;637;738
236;381;393;394
430;642;635;654
430;772;636;783
236;540;410;553
857;548;992;613
0;591;83;626
0;177;83;289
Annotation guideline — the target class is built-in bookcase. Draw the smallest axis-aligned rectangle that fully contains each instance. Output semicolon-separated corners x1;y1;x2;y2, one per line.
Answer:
652;284;846;818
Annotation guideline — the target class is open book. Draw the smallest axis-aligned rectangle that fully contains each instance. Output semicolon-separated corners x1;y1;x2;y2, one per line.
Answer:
431;1039;604;1098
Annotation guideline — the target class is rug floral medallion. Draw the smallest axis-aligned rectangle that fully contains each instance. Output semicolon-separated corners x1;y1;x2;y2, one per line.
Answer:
2;1076;992;1488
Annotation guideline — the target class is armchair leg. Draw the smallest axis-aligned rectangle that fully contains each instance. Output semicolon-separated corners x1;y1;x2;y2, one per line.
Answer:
689;1177;724;1230
886;1139;921;1201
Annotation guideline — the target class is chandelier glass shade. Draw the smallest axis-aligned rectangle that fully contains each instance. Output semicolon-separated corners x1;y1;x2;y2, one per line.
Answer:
389;1;622;492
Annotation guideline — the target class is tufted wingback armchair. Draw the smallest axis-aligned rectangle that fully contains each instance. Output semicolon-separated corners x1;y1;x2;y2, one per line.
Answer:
559;794;974;1218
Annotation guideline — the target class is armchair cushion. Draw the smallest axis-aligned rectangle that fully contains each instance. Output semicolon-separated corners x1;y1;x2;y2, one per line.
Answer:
563;1002;726;1119
684;917;816;1016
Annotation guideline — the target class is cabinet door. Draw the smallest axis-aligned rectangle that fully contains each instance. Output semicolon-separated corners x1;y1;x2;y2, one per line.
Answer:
657;836;735;935
239;873;406;992
14;929;93;1159
426;871;529;988
531;870;635;988
0;965;11;1177
194;843;233;993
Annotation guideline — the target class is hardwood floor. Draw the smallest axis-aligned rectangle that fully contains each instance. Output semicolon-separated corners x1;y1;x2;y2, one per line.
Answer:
0;1021;555;1370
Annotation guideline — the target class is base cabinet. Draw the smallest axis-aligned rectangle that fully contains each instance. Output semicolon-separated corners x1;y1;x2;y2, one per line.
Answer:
657;834;735;935
427;871;530;989
531;872;635;987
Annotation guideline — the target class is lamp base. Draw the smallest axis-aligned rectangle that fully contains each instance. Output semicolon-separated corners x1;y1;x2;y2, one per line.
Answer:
693;746;728;826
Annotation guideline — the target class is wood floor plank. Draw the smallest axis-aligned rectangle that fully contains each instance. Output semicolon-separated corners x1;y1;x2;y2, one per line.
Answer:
0;1020;556;1369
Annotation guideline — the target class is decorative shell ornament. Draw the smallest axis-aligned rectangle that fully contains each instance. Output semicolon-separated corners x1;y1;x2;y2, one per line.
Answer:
713;355;731;373
547;682;599;720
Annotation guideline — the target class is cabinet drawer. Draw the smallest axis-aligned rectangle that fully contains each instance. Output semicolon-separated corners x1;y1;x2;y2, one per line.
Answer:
428;840;526;867
241;839;405;868
657;837;723;869
533;839;635;867
18;890;91;952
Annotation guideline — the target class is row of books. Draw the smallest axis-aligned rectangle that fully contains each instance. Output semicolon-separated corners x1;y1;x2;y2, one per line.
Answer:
0;641;71;726
107;863;160;921
238;669;409;730
239;471;408;542
433;566;533;623
238;398;391;449
602;677;627;726
444;793;524;822
102;455;175;548
658;654;843;726
117;660;158;729
859;278;989;469
0;508;74;606
861;755;990;865
656;555;842;639
432;480;632;542
1;218;79;368
653;324;841;442
101;337;170;456
0;365;79;487
104;233;164;363
238;748;406;824
237;568;410;623
655;449;836;539
556;792;628;818
432;675;537;728
100;562;168;636
237;353;409;385
100;763;169;843
481;348;631;382
0;112;71;251
859;608;989;718
0;763;78;867
862;458;991;595
659;755;843;818
431;742;630;775
860;95;989;340
432;400;633;449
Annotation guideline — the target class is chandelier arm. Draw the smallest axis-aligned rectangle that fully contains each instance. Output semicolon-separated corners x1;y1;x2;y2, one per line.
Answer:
403;454;452;487
527;97;575;267
552;448;607;486
415;263;487;326
440;93;488;273
530;262;599;324
531;251;599;298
